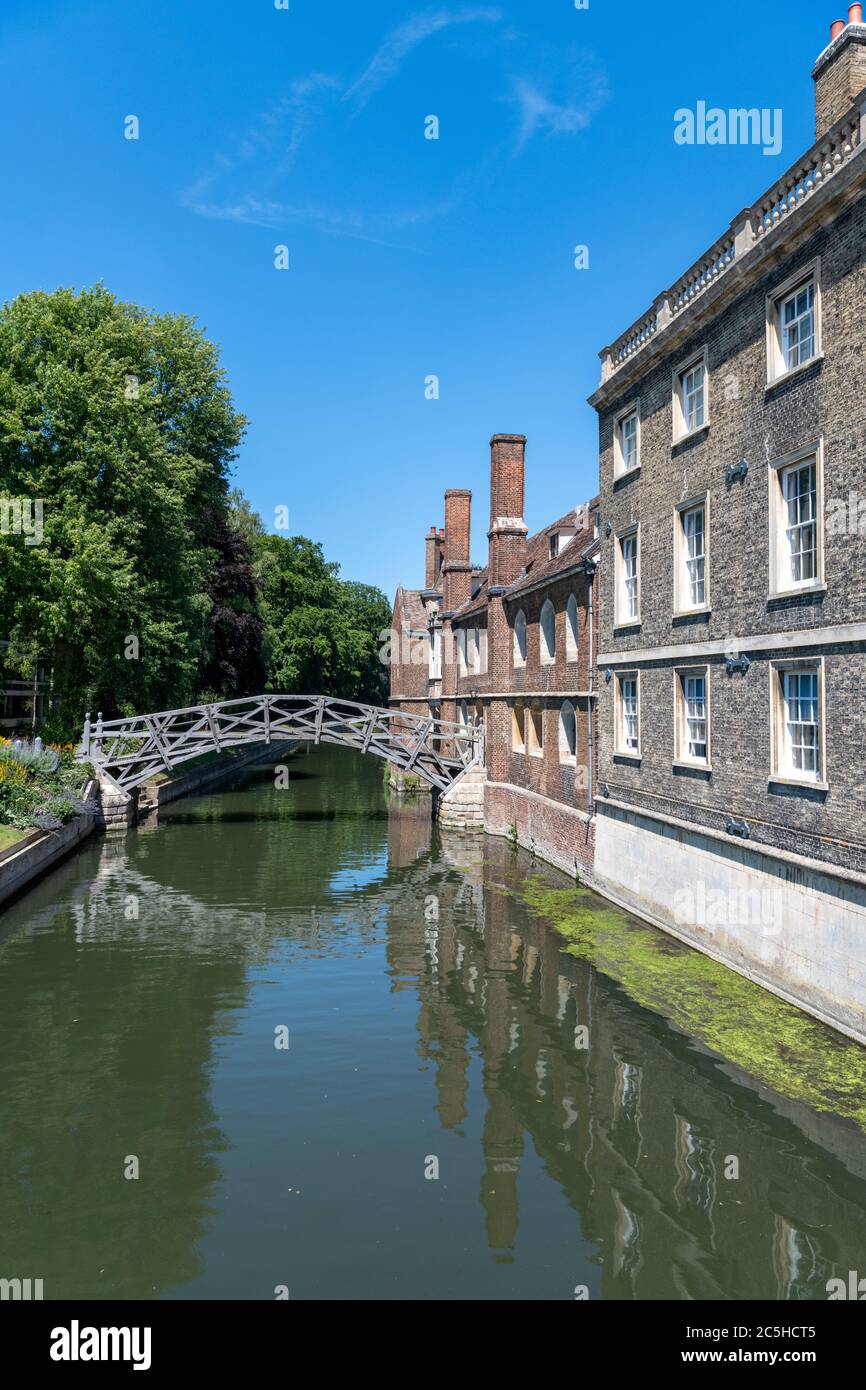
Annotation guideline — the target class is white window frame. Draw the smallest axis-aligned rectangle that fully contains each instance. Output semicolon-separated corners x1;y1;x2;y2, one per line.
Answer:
467;627;479;675
769;658;826;788
768;440;825;599
614;400;641;477
527;703;544;758
674;666;711;769
428;626;441;680
540;599;556;665
456;628;468;676
615;526;640;627
673;495;710;615
766;259;822;386
559;700;577;765
513;608;527;668
566;593;579;662
672;349;709;443
479;627;488;675
615;671;641;759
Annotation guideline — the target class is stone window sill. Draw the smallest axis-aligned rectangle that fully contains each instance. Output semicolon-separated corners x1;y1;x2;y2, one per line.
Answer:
768;582;827;601
766;352;824;393
769;775;829;793
672;424;710;449
673;605;711;619
673;759;712;774
614;751;641;764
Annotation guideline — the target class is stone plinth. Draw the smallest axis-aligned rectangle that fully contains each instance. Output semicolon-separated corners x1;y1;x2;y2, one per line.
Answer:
437;767;486;832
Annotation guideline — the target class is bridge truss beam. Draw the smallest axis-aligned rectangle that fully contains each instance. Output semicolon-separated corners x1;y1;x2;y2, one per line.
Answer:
77;695;484;799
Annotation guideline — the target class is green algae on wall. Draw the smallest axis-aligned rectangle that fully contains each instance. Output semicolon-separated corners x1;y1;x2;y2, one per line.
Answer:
518;877;866;1134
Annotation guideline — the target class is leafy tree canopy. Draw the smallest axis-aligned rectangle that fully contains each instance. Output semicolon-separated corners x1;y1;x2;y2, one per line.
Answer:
0;285;246;719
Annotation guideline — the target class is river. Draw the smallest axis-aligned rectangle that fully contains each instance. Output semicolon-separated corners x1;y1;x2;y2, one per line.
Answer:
2;743;866;1300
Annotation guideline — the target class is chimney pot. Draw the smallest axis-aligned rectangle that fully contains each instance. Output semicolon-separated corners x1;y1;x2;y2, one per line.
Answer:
831;17;846;38
849;3;863;23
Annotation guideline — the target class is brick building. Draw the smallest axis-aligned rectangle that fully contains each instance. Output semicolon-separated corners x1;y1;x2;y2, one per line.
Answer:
390;435;599;876
588;11;866;1041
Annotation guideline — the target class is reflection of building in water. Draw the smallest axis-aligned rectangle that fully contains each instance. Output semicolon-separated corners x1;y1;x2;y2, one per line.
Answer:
386;796;433;871
386;831;866;1299
772;1216;835;1302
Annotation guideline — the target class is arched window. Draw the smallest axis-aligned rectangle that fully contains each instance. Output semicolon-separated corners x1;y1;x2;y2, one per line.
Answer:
512;703;526;751
541;599;556;664
566;594;579;661
559;701;577;763
513;609;527;668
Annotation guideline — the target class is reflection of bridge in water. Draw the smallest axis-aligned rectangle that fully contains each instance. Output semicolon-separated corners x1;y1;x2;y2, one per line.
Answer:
78;695;483;796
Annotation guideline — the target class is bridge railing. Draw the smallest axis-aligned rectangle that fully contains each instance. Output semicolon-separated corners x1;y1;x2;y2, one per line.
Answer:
78;694;484;796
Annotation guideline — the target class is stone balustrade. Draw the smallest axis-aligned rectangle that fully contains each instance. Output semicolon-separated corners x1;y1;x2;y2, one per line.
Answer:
599;97;865;386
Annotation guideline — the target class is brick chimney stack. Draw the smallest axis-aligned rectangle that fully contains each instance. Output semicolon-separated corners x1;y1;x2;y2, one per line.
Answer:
813;7;866;139
425;526;442;589
442;489;472;613
487;434;528;590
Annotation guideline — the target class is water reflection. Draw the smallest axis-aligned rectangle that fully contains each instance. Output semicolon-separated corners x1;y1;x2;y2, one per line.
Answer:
0;744;865;1300
382;821;866;1299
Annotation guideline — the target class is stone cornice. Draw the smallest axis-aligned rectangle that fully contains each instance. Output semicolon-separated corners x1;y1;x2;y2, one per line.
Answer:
590;93;866;412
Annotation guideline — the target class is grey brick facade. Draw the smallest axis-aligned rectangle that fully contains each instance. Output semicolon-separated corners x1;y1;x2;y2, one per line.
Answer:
588;17;866;1042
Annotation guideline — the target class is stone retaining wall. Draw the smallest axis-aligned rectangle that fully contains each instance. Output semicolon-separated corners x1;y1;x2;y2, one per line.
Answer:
0;783;99;909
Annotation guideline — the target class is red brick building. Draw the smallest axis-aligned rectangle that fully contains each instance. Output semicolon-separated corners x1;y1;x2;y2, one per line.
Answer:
390;434;600;877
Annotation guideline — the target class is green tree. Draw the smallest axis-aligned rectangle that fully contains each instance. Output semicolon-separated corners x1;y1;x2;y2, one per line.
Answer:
255;533;390;702
0;285;248;725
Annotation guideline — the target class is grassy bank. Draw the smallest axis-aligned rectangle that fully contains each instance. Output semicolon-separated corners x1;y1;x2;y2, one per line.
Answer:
0;824;28;853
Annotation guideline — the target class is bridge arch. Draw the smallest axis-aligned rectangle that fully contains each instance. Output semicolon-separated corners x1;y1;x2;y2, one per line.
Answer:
78;695;484;798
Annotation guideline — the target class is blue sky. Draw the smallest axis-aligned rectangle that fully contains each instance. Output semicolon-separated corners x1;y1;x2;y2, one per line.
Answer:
0;0;833;598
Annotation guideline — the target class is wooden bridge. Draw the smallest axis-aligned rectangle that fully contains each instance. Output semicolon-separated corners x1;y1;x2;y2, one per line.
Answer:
77;695;484;798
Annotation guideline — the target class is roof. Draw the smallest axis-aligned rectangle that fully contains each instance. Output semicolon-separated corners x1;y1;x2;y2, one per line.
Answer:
504;505;598;602
394;586;431;632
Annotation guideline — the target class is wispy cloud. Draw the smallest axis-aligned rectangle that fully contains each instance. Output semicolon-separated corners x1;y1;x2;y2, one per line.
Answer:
344;6;503;109
507;57;609;153
181;75;341;225
181;17;607;243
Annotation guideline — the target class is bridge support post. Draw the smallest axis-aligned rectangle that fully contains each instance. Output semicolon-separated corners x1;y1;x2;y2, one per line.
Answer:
436;767;486;832
95;775;139;833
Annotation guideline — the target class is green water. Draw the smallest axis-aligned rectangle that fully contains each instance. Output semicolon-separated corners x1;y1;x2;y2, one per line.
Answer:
2;743;866;1300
